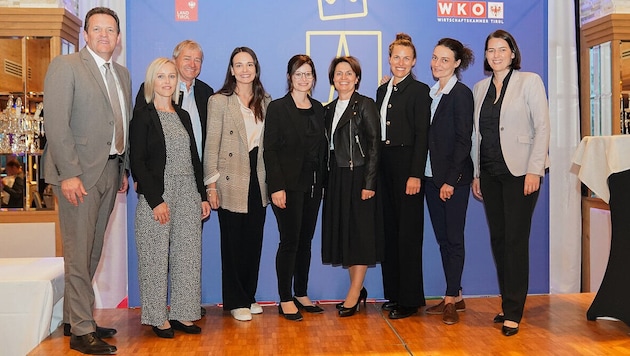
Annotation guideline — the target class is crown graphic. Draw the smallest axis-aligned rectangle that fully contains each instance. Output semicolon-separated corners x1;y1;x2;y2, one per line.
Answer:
188;1;196;9
317;0;368;21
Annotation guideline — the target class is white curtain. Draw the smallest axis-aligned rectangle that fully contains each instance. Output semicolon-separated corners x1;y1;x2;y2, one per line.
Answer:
548;0;583;293
79;0;129;307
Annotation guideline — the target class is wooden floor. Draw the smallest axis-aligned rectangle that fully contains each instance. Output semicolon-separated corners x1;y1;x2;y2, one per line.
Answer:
29;293;630;355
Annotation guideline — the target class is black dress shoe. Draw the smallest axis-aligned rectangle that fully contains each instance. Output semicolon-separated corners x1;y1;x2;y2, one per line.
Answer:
64;323;117;338
493;313;505;323
388;306;418;319
70;332;117;355
381;301;398;311
502;325;519;336
152;326;174;338
201;306;207;317
169;320;201;334
278;304;303;321
293;297;324;313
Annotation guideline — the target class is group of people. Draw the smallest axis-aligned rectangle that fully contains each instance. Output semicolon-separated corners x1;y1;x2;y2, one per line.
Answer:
41;6;549;355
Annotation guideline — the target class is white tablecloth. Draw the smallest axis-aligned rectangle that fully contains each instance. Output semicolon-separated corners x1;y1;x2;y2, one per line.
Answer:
572;135;630;203
0;258;64;356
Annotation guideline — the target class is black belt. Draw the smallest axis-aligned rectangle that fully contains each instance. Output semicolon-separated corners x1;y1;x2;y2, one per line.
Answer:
108;154;122;160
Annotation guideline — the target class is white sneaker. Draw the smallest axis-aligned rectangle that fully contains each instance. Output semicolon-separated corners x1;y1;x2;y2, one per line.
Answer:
230;308;252;321
250;303;263;314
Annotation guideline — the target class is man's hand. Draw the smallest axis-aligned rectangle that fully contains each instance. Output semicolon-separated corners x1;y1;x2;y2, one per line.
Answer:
61;177;87;206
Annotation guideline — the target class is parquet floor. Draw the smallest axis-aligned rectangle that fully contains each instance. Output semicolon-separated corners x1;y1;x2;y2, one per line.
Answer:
29;293;630;355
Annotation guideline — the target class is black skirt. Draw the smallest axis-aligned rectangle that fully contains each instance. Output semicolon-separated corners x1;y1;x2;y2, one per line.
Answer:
321;153;383;267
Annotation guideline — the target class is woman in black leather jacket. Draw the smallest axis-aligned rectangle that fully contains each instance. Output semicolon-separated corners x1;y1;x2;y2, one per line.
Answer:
321;56;382;317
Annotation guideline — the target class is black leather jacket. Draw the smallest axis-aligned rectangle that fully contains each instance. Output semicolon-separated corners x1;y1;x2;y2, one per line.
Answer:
324;91;381;190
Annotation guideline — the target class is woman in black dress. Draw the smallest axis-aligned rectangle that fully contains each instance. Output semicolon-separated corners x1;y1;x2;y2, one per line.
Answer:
264;54;327;321
321;56;382;317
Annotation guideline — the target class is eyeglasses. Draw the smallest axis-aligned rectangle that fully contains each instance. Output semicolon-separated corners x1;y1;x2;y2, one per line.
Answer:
293;72;313;79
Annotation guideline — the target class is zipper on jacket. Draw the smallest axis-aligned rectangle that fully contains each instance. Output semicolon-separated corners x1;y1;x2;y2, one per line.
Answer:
355;135;365;157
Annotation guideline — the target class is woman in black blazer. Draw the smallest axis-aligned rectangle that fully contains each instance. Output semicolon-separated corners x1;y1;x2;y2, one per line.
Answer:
130;58;210;338
376;33;431;320
423;38;474;325
264;55;327;321
322;56;382;318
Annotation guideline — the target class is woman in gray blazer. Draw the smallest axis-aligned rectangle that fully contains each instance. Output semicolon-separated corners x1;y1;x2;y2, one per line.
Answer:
471;30;550;337
204;47;271;322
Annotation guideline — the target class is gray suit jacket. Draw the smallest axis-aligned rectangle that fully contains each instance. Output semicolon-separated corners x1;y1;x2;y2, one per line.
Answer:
42;47;132;189
204;93;271;213
471;70;550;178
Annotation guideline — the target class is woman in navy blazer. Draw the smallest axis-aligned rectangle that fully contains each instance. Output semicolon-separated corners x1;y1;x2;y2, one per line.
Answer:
264;55;327;321
471;30;550;337
423;38;474;325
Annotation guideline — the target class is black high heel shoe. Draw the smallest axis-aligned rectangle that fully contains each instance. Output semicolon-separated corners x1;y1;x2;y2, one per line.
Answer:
336;287;368;310
338;287;368;317
293;297;324;313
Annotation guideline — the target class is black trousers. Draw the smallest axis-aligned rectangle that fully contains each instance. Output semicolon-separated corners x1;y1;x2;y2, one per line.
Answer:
379;146;426;308
479;171;539;323
272;186;322;302
217;149;266;310
425;178;470;297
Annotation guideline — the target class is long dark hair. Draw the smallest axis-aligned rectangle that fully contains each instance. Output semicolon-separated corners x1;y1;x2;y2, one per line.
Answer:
218;46;267;121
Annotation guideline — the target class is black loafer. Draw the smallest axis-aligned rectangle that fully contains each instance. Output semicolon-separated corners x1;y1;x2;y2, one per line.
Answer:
388;306;418;319
201;306;207;317
381;301;398;311
502;325;519;336
64;323;117;338
493;313;505;323
152;326;174;338
70;332;117;355
169;320;201;334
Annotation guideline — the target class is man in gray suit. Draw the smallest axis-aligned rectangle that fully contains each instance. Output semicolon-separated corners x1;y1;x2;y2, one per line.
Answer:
42;7;131;355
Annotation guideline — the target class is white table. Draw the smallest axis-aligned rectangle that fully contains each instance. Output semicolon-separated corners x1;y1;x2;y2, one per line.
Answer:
0;258;64;356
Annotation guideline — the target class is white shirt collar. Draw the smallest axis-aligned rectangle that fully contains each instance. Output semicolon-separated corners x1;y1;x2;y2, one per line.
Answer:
85;45;111;69
430;75;458;98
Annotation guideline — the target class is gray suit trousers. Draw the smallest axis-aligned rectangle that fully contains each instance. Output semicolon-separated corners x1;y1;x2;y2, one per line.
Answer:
54;158;121;336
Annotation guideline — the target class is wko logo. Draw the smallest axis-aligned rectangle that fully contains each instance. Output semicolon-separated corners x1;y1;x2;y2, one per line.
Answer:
437;1;504;24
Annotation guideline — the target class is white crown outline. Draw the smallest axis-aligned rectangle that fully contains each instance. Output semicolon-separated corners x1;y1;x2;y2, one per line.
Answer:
317;0;368;21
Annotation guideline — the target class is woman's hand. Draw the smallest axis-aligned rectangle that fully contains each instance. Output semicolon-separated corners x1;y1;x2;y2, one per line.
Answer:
440;183;454;202
405;177;421;195
201;201;211;219
206;185;220;210
271;190;287;209
153;202;170;225
361;189;375;200
471;178;483;201
380;75;391;86
524;173;541;196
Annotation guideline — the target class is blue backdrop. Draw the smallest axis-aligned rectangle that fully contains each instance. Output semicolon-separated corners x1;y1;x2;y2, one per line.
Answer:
126;0;549;306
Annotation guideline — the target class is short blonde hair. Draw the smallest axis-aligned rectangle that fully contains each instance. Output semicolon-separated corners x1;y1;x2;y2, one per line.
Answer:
143;57;179;104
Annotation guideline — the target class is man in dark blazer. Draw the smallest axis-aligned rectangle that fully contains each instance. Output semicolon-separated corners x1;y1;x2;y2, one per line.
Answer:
135;40;214;160
42;7;131;355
